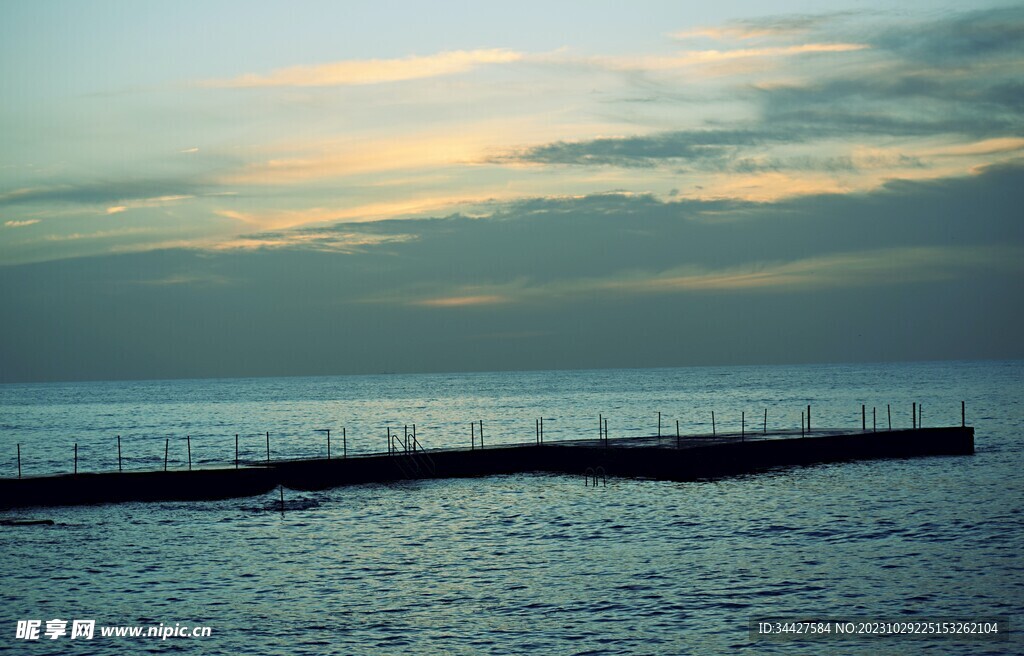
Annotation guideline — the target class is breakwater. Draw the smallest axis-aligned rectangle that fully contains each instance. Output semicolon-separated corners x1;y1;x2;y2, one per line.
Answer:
1;426;973;509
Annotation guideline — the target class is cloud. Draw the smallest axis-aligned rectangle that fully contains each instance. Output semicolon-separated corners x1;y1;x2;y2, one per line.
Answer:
672;13;854;41
0;179;202;208
401;245;1022;307
415;294;509;308
4;219;40;228
203;49;523;88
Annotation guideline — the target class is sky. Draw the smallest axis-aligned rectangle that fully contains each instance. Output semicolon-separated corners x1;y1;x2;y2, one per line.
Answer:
1;1;1022;382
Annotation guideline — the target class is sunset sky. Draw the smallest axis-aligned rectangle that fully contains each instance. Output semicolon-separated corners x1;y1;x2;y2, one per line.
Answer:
1;1;1022;382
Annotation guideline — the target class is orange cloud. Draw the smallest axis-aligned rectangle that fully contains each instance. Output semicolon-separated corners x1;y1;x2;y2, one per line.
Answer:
415;294;508;308
204;49;523;88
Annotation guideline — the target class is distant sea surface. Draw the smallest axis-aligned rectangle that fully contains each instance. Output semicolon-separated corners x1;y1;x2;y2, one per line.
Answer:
1;361;1021;654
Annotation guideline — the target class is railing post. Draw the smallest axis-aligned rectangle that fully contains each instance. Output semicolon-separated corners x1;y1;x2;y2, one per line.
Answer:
235;434;239;469
471;422;475;450
741;412;745;440
17;444;21;478
266;431;271;463
962;401;965;428
912;402;916;430
862;405;866;431
164;438;169;471
118;435;122;472
712;411;716;437
187;435;192;471
887;404;892;430
657;411;661;437
74;443;78;474
343;427;347;459
763;408;767;435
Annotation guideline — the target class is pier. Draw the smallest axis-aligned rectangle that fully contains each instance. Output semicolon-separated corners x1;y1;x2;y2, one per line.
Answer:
1;425;974;509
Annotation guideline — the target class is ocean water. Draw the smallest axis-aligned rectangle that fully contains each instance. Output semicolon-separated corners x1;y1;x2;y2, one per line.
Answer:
1;360;1021;654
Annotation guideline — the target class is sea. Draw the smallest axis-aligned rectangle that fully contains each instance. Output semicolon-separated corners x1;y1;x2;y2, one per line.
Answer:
0;360;1021;654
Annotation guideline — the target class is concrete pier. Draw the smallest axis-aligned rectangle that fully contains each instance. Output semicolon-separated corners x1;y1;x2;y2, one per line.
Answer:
0;426;973;509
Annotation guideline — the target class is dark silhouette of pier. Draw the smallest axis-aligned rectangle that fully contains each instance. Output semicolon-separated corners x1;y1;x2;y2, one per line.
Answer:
0;425;974;509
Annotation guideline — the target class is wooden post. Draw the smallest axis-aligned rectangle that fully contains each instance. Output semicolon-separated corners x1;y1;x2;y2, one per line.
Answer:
912;402;916;430
962;401;965;428
17;444;21;478
712;411;716;437
862;405;866;431
187;435;192;471
74;443;78;474
887;404;892;430
235;434;239;469
266;431;270;463
164;438;169;471
763;408;767;435
117;435;122;472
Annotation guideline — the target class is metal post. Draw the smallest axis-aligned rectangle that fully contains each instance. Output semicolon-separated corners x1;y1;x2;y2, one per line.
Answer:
657;411;661;437
604;418;608;444
235;434;239;469
801;411;805;438
74;443;78;474
327;429;331;460
887;404;892;430
164;438;169;471
266;431;270;463
807;405;811;433
741;412;745;440
676;420;680;448
413;424;417;452
343;427;347;459
962;401;965;428
388;426;392;454
599;414;602;441
479;420;484;448
763;408;767;435
118;435;122;472
862;405;866;431
912;402;916;430
712;411;716;437
873;407;876;432
471;422;475;450
919;404;923;428
540;417;543;444
17;444;21;478
187;435;192;471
